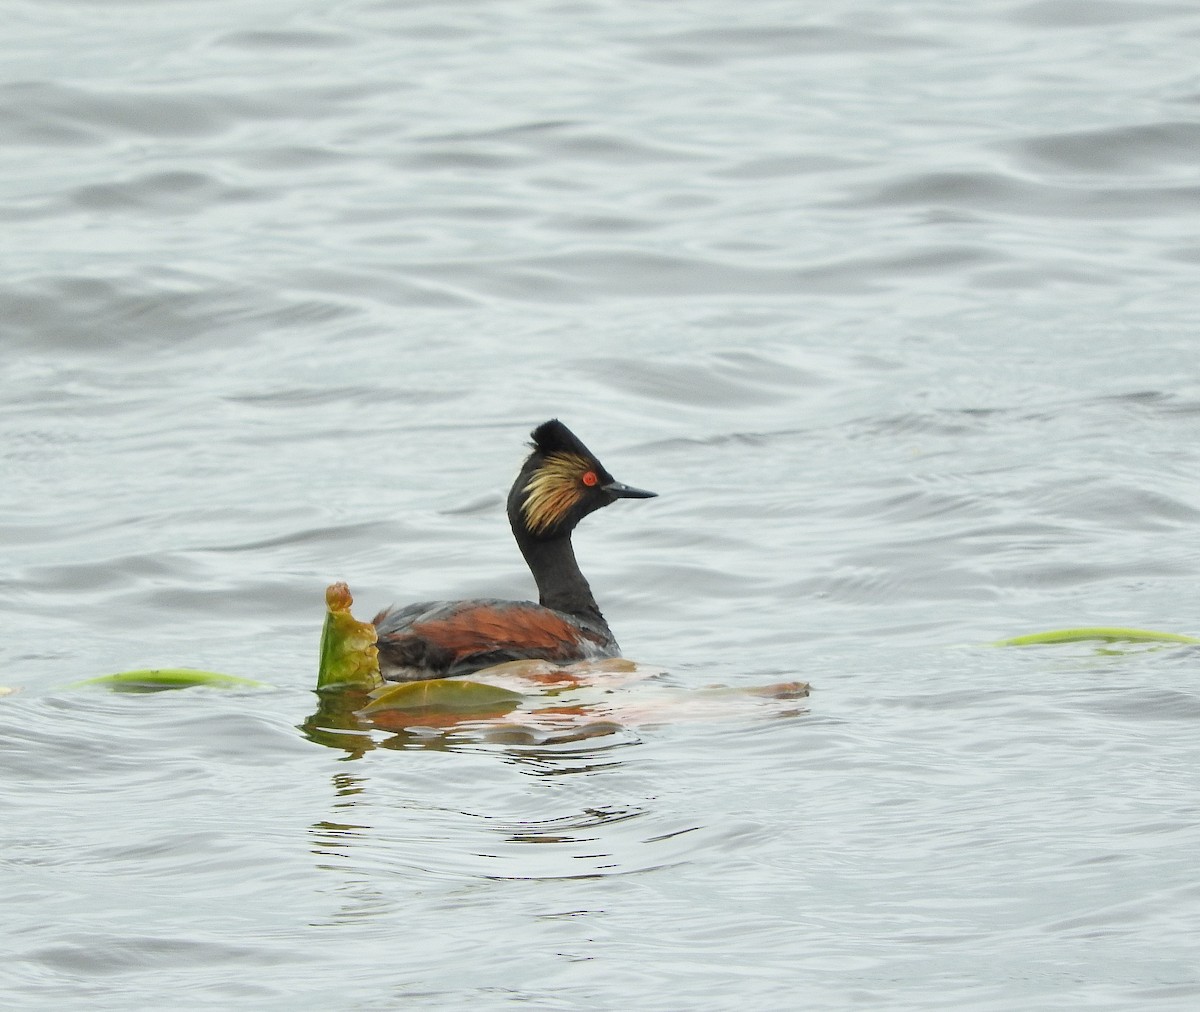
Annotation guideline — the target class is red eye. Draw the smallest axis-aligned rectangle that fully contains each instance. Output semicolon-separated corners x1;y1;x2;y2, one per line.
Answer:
581;471;598;487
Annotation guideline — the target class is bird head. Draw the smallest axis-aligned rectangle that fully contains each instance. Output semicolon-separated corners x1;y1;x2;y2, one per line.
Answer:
507;419;656;541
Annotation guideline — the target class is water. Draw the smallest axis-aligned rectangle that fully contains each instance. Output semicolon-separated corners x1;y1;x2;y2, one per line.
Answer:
4;1;1200;1007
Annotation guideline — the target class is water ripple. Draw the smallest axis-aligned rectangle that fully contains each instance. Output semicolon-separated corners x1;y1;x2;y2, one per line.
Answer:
848;168;1200;219
1010;0;1196;27
1011;121;1200;175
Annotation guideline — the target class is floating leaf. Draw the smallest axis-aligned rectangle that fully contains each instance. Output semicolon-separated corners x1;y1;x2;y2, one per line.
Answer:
317;582;382;690
995;627;1200;647
361;678;523;716
70;669;266;693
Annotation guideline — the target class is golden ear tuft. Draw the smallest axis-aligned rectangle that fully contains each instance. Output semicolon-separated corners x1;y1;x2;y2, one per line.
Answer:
521;452;591;534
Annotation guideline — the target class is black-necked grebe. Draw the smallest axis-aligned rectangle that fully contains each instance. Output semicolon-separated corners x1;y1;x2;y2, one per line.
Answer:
372;420;656;681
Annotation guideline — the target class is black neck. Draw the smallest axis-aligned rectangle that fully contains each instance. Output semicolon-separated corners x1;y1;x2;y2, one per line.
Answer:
513;530;609;631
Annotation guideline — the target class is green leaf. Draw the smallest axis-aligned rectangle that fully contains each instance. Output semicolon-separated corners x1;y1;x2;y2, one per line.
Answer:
69;669;267;692
317;582;383;690
360;678;523;715
994;627;1200;647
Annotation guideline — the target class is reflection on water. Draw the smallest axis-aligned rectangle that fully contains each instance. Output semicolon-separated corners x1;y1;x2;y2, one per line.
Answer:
300;660;808;756
303;719;700;893
310;819;372;861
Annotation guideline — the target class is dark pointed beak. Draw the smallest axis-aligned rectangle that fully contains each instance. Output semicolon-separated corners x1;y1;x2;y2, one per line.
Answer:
603;480;657;500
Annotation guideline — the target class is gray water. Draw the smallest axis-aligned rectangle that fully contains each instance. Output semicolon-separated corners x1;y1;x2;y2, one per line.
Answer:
4;1;1200;1008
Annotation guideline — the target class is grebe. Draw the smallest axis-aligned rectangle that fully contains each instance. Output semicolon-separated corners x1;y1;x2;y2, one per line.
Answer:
372;420;656;681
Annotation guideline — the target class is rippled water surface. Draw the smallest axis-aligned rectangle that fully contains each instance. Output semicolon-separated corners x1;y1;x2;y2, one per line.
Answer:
5;1;1200;1008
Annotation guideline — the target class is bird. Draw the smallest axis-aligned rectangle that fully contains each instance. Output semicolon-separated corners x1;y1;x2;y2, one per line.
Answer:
372;420;656;682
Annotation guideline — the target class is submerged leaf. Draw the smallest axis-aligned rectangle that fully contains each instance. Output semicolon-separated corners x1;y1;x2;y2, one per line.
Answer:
70;669;266;692
995;627;1200;647
317;582;382;690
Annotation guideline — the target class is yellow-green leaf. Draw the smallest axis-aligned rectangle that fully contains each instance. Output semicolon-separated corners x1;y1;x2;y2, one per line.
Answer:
360;678;523;715
317;582;382;690
995;627;1200;647
70;669;267;692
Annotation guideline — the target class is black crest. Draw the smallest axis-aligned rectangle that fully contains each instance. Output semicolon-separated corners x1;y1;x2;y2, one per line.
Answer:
530;419;598;463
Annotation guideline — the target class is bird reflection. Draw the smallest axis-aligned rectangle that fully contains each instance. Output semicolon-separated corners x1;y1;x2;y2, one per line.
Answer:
299;661;808;758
